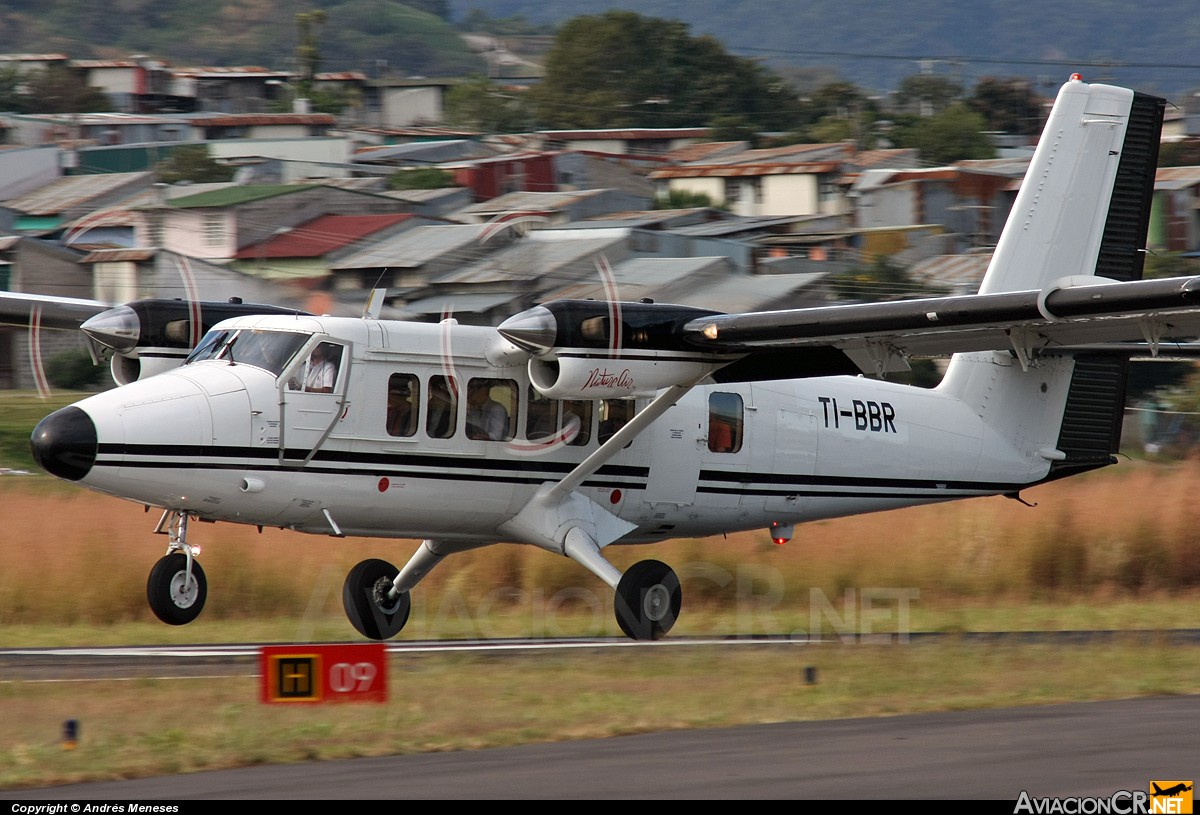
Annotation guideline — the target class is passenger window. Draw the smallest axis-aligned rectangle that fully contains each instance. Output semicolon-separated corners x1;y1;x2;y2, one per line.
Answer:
466;377;517;441
708;391;743;453
599;399;634;444
563;399;592;446
526;387;560;440
426;375;458;439
386;373;419;437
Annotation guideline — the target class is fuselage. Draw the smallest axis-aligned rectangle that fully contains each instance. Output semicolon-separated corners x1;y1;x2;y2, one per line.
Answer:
31;314;1051;545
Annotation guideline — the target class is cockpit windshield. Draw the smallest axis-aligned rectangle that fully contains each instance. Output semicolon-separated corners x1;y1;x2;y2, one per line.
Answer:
184;328;308;377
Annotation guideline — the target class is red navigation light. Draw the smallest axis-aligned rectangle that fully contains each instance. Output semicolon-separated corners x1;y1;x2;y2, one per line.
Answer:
1070;73;1083;82
769;521;794;545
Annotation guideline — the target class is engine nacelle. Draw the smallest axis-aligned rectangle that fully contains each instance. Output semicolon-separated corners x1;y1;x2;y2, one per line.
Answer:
528;352;724;399
500;299;742;398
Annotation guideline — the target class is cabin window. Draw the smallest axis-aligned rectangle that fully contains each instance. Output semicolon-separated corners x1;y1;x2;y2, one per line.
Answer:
563;399;592;446
466;377;517;441
426;375;459;439
526;387;559;441
524;389;593;446
290;341;343;393
708;391;743;453
386;373;419;437
599;399;634;444
204;213;225;247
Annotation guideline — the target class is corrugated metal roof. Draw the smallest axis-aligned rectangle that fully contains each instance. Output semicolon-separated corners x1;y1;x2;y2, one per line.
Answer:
540;128;710;141
79;248;157;263
650;161;842;179
908;252;993;293
433;234;626;287
185;113;336;127
3;172;153;216
168;184;319;209
1156;166;1200;190
676;272;831;312
235;213;414;259
330;224;484;271
540;256;724;301
458;189;616;214
400;291;523;315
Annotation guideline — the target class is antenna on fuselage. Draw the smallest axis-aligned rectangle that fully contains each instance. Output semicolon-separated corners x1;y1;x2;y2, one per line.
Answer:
362;288;386;320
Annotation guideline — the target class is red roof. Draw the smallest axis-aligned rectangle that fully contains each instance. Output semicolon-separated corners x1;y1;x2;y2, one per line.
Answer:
235;214;414;259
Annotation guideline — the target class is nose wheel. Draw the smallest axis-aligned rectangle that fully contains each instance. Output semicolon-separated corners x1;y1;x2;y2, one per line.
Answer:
614;559;681;640
147;552;207;625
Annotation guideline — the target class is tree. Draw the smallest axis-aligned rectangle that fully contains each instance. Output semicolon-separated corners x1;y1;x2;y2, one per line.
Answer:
967;77;1045;136
653;189;716;210
295;10;328;99
387;167;457;190
154;145;235;184
893;103;995;165
530;11;802;131
444;75;531;133
19;66;109;113
894;74;963;116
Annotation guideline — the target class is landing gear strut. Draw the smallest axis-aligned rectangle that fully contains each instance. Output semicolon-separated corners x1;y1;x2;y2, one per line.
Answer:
146;510;207;625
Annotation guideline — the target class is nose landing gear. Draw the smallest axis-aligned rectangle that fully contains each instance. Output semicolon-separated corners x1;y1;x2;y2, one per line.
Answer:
146;510;207;625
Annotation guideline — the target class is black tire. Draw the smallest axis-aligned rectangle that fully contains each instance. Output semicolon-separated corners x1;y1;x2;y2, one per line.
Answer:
342;558;411;640
614;559;681;641
147;553;207;626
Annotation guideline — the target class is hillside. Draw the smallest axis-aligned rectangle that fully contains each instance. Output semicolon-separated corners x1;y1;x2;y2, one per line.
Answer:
452;0;1200;99
3;1;1200;99
0;0;485;79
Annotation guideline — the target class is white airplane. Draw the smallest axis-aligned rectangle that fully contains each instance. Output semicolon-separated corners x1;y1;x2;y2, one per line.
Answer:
13;76;1200;640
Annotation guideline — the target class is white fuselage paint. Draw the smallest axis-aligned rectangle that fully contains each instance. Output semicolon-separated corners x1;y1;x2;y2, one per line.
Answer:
66;314;1059;547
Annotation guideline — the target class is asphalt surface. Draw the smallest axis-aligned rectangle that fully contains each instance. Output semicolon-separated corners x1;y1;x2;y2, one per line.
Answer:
2;696;1197;800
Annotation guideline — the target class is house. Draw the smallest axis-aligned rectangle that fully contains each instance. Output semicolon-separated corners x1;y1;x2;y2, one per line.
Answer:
328;223;490;294
70;58;180;114
143;184;414;262
360;77;460;128
0;171;155;236
169;66;295;114
455;189;652;225
537;128;710;157
230;212;435;282
1152;166;1200;255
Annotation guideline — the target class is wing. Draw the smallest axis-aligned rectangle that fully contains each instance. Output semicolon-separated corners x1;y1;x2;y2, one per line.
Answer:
681;274;1200;374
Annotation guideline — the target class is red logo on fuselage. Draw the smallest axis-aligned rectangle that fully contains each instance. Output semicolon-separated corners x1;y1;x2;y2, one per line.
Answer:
582;367;634;391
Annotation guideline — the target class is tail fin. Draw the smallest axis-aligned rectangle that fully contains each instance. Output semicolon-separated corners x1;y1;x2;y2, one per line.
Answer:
942;76;1163;480
978;75;1163;295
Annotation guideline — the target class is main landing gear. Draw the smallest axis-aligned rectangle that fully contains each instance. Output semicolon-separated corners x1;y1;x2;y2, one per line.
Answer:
341;540;682;642
146;510;207;625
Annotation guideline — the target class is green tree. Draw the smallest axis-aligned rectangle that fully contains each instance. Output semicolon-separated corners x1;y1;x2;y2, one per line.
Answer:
19;66;109;113
653;189;716;210
894;74;963;115
530;11;801;131
967;77;1044;136
154;145;235;184
0;66;25;112
444;74;531;133
387;167;457;190
893;103;995;165
294;10;328;99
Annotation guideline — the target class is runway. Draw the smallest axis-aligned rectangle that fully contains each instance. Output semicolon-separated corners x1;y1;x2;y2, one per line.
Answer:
2;695;1197;799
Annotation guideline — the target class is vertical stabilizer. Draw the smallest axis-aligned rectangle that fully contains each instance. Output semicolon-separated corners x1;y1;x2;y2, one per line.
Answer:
942;77;1163;480
977;76;1163;295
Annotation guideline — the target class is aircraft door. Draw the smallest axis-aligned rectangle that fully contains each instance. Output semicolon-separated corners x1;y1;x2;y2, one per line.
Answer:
753;383;817;517
644;394;702;505
278;340;351;462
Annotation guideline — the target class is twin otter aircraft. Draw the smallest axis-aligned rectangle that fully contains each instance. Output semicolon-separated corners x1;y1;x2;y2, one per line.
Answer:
17;76;1200;640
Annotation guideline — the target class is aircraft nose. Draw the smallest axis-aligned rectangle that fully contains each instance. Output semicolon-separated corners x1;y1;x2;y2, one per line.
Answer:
30;406;98;481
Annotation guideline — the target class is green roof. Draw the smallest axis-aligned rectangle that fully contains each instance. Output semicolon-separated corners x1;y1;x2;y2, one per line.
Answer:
168;184;320;209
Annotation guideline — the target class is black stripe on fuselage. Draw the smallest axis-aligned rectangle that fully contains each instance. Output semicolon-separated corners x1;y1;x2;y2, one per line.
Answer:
89;443;1030;499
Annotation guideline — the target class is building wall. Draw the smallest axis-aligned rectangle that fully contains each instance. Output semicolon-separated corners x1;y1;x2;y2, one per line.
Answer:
380;87;444;127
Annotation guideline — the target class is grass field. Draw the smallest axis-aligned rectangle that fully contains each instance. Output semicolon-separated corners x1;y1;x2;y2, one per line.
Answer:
2;392;1199;790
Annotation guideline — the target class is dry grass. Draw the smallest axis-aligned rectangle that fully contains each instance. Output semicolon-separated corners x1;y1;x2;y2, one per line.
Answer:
3;461;1200;790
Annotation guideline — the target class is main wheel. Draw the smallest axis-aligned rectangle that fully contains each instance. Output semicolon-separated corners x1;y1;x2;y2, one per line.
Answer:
147;553;207;625
614;559;681;641
342;558;411;640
